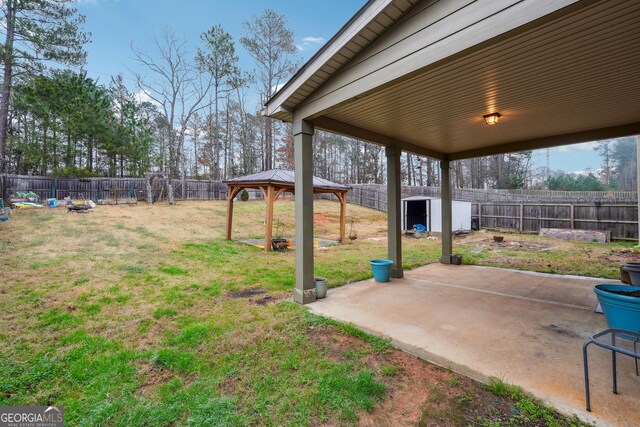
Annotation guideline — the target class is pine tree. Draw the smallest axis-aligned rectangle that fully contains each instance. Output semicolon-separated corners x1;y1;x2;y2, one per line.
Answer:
0;0;90;172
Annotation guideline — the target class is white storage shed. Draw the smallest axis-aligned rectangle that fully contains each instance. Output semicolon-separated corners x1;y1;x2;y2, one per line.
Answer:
401;196;471;233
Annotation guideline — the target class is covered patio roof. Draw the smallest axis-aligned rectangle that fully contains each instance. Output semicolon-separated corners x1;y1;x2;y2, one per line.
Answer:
263;0;640;305
266;0;640;159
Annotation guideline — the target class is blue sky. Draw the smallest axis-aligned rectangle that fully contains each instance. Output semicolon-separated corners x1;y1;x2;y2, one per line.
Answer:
76;0;604;174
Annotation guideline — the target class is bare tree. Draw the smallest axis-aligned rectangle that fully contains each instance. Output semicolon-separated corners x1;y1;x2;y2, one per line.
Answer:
594;140;613;187
131;27;212;204
241;9;298;171
188;112;203;178
197;25;238;180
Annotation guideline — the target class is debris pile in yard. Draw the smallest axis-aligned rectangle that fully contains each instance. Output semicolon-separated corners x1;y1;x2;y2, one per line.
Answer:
12;201;43;209
66;199;96;213
0;199;11;222
540;227;610;243
9;191;39;202
9;191;44;208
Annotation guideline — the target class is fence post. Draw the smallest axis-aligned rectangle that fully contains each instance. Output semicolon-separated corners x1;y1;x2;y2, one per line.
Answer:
478;203;482;229
571;204;575;229
519;204;524;232
376;189;380;210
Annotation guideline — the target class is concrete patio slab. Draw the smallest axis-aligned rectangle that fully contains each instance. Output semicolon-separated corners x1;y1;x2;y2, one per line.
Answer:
308;264;639;427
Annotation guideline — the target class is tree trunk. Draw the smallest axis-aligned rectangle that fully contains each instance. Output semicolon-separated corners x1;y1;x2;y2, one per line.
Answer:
180;132;186;200
193;124;199;179
87;135;93;172
265;117;273;170
0;0;16;173
214;86;220;179
167;175;176;205
41;122;49;175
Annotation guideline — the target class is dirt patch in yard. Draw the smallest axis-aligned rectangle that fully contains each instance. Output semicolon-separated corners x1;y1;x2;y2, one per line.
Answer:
465;236;558;252
308;324;588;427
136;362;176;397
250;295;278;306
227;289;266;299
309;324;436;425
602;248;640;264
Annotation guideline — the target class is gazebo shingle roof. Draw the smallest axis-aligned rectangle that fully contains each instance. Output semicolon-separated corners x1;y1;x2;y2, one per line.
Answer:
224;169;350;193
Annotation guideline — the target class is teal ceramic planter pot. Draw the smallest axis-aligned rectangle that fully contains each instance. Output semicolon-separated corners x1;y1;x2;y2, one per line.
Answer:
594;284;640;332
370;260;394;283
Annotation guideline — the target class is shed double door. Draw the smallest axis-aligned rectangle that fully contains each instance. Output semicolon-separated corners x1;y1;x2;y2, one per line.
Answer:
404;199;431;231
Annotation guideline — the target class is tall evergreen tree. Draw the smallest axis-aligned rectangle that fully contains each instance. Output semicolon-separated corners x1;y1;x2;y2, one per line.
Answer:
0;0;90;171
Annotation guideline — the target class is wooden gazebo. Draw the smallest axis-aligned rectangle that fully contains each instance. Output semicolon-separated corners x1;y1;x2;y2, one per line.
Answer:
223;169;350;252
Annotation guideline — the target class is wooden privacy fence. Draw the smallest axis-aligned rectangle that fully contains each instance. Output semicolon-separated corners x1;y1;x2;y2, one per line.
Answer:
3;174;640;240
0;174;229;202
344;184;640;241
474;203;638;241
347;184;638;204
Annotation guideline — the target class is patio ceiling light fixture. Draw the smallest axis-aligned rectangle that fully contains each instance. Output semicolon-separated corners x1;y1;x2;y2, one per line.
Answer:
483;112;501;125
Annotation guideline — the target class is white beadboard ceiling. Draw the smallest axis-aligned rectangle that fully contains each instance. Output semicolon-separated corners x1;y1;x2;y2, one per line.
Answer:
267;0;640;159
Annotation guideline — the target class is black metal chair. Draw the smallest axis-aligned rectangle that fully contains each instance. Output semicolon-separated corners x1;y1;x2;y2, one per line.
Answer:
583;328;640;412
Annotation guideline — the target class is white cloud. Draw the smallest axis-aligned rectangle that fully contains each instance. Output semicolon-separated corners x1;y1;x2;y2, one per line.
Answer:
302;36;325;44
297;36;326;51
133;90;152;104
573;168;595;176
133;90;161;107
555;141;599;153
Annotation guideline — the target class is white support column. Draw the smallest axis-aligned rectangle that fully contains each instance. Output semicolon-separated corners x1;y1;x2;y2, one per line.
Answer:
293;119;316;304
386;145;403;278
440;159;453;264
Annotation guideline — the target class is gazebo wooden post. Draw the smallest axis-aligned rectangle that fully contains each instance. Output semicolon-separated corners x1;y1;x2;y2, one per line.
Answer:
226;185;239;240
265;185;275;252
337;192;346;243
259;186;268;225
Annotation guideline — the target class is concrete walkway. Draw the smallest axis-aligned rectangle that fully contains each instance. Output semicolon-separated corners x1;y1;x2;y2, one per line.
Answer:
308;264;639;427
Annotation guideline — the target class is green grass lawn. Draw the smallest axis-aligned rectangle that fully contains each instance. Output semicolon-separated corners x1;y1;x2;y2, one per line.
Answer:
0;200;615;426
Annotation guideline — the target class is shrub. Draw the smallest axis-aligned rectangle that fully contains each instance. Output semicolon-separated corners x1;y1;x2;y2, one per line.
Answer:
240;189;249;201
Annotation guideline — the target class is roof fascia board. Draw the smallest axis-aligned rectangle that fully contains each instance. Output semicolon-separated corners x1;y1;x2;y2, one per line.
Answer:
265;0;392;116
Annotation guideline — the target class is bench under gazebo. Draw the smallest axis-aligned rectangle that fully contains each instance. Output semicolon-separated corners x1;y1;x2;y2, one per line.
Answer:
223;169;350;252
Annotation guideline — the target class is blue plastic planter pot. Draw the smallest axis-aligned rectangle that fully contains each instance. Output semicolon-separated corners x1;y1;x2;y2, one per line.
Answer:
370;259;394;283
594;284;640;332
